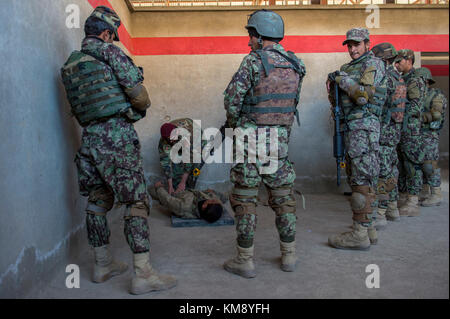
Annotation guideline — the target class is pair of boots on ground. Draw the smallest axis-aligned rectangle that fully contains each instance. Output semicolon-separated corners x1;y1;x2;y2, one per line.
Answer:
223;240;297;278
395;184;443;217
92;245;177;295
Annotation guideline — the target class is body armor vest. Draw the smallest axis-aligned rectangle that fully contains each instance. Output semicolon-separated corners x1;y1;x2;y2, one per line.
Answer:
422;88;445;131
340;53;387;121
61;50;140;127
242;49;303;126
382;66;407;124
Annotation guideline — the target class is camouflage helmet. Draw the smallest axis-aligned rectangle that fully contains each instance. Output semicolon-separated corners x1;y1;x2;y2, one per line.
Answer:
415;67;435;85
87;6;121;41
245;10;284;39
342;28;370;45
371;42;397;60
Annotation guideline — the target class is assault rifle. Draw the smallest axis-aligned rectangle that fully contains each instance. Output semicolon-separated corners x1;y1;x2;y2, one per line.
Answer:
332;84;346;186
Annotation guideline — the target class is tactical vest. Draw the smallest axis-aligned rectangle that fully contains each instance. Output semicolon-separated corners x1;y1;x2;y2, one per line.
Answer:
382;66;407;124
241;49;303;126
340;54;387;121
61;50;141;127
422;88;445;131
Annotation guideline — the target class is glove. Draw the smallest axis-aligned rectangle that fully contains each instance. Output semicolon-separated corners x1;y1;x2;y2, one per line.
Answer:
328;71;348;83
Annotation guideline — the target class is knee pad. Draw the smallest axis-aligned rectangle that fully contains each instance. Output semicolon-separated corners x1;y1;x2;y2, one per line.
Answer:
230;187;258;216
86;187;114;216
267;187;296;216
351;185;375;223
124;201;149;219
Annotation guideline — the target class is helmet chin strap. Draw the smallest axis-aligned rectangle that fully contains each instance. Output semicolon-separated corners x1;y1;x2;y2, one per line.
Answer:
257;36;263;49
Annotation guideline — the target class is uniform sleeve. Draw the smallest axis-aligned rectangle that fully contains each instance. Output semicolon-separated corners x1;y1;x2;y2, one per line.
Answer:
337;58;386;105
158;138;173;179
223;55;257;128
406;77;426;118
101;44;144;89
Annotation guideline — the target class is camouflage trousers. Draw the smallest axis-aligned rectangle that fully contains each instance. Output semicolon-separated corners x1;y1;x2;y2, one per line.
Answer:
230;124;297;248
343;118;380;225
399;131;425;195
344;119;380;189
170;162;201;190
422;130;441;187
377;122;402;209
75;117;150;253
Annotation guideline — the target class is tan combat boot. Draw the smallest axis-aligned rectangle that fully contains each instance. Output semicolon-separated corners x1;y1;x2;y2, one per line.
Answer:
223;245;256;278
397;192;408;208
419;184;431;202
421;187;443;207
130;252;177;295
399;195;420;217
373;208;387;230
368;225;378;245
280;240;297;272
386;201;400;221
328;222;371;251
92;245;128;283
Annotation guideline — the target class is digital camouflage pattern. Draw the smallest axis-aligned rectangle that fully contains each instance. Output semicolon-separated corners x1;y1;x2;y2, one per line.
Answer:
422;88;448;187
158;118;205;189
81;37;144;90
371;42;397;61
224;43;304;247
224;44;305;128
334;51;386;190
342;28;370;45
70;35;151;254
88;6;121;41
377;64;406;208
399;67;427;195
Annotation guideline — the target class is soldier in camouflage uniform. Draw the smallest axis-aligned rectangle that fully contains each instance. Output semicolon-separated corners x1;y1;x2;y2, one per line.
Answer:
150;181;227;222
158;118;204;194
327;28;387;250
415;67;447;207
370;43;407;229
61;6;176;295
394;49;428;217
223;10;305;278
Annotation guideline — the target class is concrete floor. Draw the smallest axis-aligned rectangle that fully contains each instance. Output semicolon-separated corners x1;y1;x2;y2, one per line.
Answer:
27;181;449;299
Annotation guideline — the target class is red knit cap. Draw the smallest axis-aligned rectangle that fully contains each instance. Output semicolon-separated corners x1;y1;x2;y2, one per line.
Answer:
160;123;177;139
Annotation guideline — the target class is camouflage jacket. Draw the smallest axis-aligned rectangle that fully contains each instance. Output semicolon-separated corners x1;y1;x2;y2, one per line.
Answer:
155;187;227;219
81;36;144;89
402;67;427;135
422;87;448;133
336;51;387;131
224;43;306;128
159;118;204;179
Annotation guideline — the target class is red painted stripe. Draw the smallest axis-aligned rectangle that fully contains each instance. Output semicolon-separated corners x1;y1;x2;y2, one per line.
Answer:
133;34;449;55
422;64;449;77
86;1;448;56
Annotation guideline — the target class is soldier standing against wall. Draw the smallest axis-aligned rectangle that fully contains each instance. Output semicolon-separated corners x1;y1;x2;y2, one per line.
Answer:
326;28;387;250
415;67;447;207
61;6;176;295
394;49;427;217
223;10;306;278
370;43;407;229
